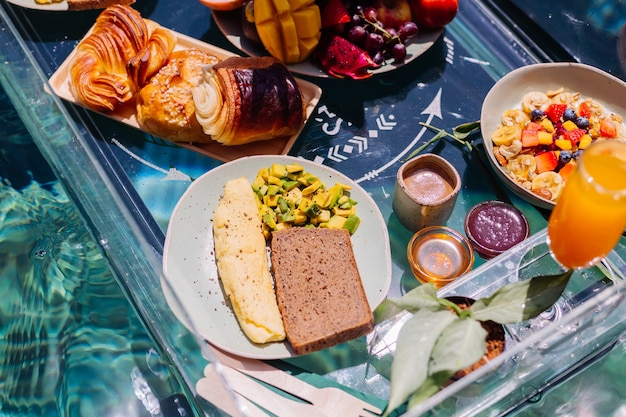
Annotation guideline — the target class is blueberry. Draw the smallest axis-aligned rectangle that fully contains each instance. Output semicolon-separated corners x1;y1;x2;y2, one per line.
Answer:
531;109;544;122
563;108;577;121
575;116;590;130
559;150;573;164
573;150;584;160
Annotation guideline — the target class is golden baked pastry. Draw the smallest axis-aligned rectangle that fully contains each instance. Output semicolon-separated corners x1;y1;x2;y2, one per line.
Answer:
192;56;305;146
136;49;219;142
69;5;147;111
127;20;177;88
68;5;175;112
213;177;286;344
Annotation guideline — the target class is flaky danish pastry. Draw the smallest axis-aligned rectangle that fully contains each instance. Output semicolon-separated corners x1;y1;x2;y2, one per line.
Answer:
68;5;175;112
192;56;305;146
136;49;220;142
127;20;177;88
69;5;147;111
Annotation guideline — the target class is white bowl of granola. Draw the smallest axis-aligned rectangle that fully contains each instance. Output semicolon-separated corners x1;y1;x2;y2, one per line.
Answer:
481;62;626;209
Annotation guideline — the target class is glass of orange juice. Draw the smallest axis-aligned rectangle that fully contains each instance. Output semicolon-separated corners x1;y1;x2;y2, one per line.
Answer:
547;139;626;270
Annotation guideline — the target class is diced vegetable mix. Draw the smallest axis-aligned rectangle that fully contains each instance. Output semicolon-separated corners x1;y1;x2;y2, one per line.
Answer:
251;163;360;239
491;88;625;202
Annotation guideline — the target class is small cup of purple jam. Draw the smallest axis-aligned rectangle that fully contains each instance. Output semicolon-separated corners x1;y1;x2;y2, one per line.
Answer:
464;200;530;259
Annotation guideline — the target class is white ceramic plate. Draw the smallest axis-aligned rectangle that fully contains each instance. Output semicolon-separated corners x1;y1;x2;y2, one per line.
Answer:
211;9;443;78
162;155;392;359
6;0;68;10
481;62;626;210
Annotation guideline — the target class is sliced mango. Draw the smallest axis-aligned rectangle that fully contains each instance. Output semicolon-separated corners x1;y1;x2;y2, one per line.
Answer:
254;0;321;64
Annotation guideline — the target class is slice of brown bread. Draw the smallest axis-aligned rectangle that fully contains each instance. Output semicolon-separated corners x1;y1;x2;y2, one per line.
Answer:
270;227;374;355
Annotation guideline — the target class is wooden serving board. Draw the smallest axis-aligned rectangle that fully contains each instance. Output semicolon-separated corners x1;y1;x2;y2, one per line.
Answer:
48;29;322;162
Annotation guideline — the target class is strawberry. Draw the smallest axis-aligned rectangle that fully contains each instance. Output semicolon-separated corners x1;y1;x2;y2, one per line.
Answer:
320;0;351;30
545;103;567;123
535;151;558;173
578;102;591;118
563;128;586;146
599;119;618;138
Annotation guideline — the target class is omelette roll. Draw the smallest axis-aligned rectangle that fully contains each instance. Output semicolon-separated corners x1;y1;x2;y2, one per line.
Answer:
212;177;286;344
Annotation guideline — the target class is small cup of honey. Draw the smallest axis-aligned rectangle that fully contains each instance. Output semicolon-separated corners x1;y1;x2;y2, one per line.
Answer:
392;154;461;232
407;226;475;288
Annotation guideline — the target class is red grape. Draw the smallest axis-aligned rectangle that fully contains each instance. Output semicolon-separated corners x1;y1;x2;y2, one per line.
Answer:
363;32;384;53
392;43;407;63
362;6;378;21
347;25;367;44
398;21;419;42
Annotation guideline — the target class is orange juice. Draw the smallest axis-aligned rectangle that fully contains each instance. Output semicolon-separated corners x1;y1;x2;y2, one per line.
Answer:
548;140;626;269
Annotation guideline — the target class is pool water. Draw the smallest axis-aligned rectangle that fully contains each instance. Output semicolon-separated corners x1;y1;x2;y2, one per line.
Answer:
0;88;187;416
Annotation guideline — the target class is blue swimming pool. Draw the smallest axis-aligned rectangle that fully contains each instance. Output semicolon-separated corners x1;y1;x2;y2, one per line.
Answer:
0;86;191;417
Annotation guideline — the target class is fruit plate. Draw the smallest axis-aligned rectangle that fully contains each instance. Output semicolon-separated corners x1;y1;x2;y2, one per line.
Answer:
161;155;393;359
480;62;626;210
211;8;443;78
48;27;322;163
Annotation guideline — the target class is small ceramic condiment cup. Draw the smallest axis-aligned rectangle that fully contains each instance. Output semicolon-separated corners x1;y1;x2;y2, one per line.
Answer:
464;200;530;259
392;154;461;232
407;226;475;288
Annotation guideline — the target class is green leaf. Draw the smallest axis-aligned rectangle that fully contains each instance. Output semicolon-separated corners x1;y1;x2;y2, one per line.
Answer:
373;298;404;324
429;317;487;375
407;371;454;409
404;129;447;160
470;270;573;324
452;121;481;140
389;283;443;312
385;309;457;416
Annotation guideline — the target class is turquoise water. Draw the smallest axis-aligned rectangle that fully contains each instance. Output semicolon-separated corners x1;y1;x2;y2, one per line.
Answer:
0;89;185;416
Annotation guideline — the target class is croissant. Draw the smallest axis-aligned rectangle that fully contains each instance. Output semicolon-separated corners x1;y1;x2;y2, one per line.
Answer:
192;56;305;145
127;20;177;88
68;5;175;112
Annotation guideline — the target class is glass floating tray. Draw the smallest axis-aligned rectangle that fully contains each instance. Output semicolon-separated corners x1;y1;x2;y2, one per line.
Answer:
367;228;626;417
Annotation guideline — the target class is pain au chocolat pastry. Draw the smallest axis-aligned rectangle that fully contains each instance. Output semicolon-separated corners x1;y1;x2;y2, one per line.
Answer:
192;56;305;146
136;49;220;142
68;5;175;112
